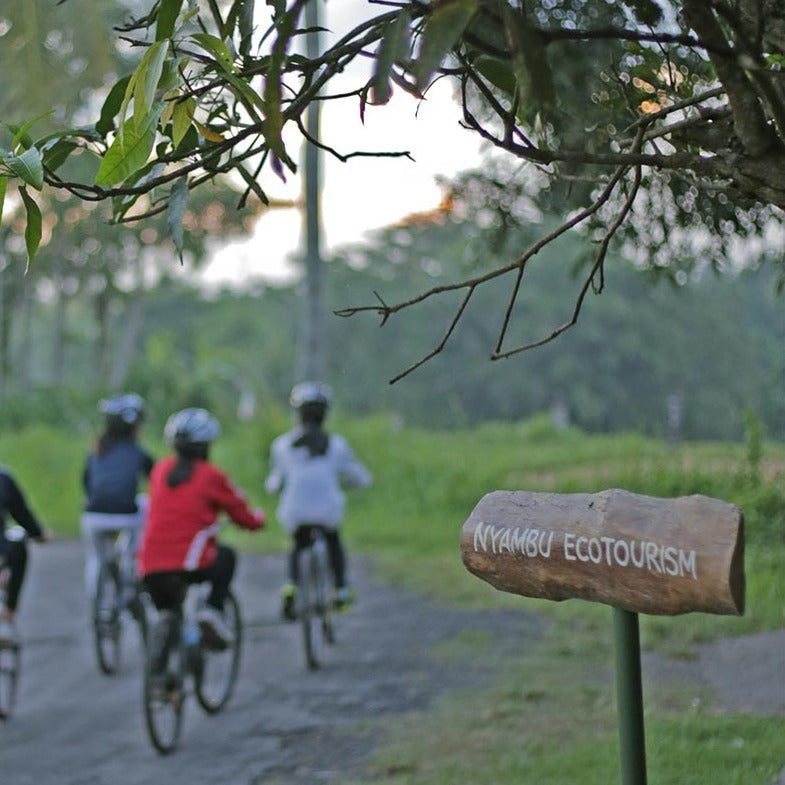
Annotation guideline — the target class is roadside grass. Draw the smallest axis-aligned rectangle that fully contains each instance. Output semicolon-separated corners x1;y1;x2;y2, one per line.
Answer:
5;414;783;784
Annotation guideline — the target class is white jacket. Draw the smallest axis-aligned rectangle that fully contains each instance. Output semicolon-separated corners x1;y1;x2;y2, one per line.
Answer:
264;428;372;532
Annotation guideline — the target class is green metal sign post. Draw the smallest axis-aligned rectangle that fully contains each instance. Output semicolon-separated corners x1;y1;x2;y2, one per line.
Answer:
613;608;647;785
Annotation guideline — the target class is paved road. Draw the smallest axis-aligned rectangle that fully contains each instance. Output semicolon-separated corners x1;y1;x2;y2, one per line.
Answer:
1;538;539;785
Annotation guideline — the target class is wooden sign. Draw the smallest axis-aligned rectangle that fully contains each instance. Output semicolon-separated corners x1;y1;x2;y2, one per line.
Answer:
461;489;744;616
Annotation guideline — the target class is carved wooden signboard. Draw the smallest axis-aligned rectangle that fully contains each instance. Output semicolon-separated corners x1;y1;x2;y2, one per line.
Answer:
461;489;744;616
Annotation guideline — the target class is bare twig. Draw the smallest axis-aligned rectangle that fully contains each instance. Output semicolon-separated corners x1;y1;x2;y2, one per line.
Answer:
493;164;642;359
388;286;476;384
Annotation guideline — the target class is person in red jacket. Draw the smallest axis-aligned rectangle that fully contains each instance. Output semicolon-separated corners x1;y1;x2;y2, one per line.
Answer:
138;408;264;654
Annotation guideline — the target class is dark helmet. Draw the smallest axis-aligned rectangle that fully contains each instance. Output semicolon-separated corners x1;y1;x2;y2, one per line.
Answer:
289;381;332;410
99;393;146;425
164;408;221;447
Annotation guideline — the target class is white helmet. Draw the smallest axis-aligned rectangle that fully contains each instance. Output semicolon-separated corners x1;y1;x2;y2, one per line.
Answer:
289;381;332;410
99;393;146;425
164;408;221;446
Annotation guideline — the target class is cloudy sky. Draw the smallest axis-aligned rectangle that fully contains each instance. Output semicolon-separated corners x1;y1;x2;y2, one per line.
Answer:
203;2;484;287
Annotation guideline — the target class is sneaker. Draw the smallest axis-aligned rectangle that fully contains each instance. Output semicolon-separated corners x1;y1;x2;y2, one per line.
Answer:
334;586;355;611
197;605;233;651
0;617;18;647
280;584;297;622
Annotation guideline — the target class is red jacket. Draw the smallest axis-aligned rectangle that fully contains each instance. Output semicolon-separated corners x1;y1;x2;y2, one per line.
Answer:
138;455;264;575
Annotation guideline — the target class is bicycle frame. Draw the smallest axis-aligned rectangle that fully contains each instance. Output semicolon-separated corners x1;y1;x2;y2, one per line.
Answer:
296;525;335;670
143;582;241;754
92;527;148;675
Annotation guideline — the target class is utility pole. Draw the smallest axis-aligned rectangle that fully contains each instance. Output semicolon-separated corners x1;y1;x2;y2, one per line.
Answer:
296;0;326;384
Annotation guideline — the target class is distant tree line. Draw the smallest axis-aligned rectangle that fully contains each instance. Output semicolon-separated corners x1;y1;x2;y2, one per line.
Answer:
1;207;781;443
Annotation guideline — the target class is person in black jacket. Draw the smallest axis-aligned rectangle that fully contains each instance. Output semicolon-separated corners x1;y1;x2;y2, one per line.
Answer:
82;393;154;604
0;467;51;645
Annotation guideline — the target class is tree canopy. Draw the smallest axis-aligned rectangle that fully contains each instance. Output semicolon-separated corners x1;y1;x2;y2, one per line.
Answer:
1;0;783;372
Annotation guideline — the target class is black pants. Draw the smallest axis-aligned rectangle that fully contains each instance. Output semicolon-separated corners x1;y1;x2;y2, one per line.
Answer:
288;525;346;589
142;545;236;614
0;539;28;612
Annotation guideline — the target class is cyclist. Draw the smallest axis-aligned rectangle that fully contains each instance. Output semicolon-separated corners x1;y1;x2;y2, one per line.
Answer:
138;408;264;666
81;392;153;605
265;381;372;621
0;467;52;646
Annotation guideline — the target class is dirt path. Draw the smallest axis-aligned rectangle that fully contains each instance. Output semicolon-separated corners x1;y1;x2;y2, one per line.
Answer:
2;539;782;785
1;539;540;785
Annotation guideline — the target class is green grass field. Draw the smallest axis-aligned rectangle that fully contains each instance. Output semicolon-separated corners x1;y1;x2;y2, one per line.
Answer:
4;413;783;784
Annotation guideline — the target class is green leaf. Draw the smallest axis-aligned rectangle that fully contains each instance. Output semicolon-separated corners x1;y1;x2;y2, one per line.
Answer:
167;177;189;262
95;107;161;186
6;147;44;190
156;0;184;40
19;186;42;270
237;164;269;206
474;56;516;96
9;111;52;151
414;0;479;91
224;70;266;118
41;139;79;172
135;41;169;129
172;97;195;148
266;0;285;22
191;33;235;73
372;11;411;105
503;5;556;123
97;75;132;136
0;176;7;229
238;0;255;57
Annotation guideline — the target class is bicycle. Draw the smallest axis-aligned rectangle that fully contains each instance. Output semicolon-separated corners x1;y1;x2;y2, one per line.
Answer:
296;525;336;671
142;583;242;755
0;526;26;719
91;528;149;675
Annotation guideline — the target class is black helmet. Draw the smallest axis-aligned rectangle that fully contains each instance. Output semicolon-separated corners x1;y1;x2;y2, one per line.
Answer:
289;381;332;410
164;408;221;447
99;393;146;425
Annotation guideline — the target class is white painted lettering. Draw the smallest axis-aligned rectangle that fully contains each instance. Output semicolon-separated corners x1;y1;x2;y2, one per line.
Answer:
645;542;662;573
662;546;679;576
576;536;589;562
564;533;576;561
613;539;630;566
679;549;698;580
539;531;554;558
630;540;645;568
601;536;615;565
473;521;489;552
525;529;539;557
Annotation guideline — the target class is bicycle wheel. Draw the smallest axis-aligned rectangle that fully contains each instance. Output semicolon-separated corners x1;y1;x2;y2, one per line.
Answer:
298;548;322;670
93;560;122;675
0;642;20;719
195;591;242;714
143;620;185;755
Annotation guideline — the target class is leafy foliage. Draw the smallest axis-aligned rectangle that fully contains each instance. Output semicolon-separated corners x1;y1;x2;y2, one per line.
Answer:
2;1;782;375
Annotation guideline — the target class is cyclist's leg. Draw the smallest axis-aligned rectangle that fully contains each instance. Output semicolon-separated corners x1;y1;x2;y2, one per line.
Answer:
203;545;235;612
193;548;236;649
81;514;118;600
118;512;145;600
323;528;346;589
281;527;310;620
143;572;185;676
0;539;28;618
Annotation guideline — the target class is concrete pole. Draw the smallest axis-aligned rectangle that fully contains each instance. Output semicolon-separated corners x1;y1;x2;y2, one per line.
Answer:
296;0;326;384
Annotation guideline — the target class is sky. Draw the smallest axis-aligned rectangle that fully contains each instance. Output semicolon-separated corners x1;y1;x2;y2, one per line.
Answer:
202;2;485;288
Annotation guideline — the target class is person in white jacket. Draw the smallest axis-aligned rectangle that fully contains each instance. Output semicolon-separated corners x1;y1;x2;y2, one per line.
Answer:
265;381;372;620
